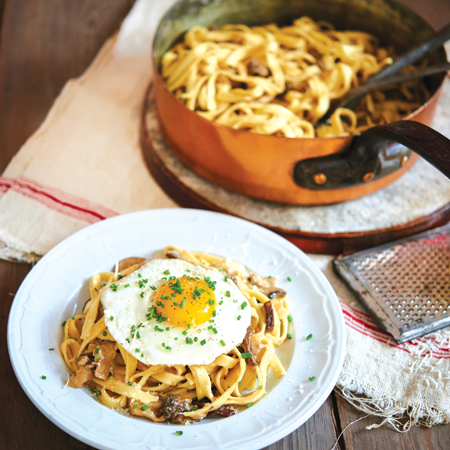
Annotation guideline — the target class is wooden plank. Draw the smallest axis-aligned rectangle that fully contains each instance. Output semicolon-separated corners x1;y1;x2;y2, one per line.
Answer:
0;0;135;174
262;396;342;450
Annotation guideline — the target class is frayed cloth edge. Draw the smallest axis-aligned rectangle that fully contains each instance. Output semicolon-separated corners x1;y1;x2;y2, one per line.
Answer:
335;381;450;432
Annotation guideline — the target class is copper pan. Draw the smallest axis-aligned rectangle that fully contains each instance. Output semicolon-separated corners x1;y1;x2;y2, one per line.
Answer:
152;0;447;205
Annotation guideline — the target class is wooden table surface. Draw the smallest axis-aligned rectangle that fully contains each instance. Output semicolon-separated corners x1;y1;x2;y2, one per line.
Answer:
1;1;450;449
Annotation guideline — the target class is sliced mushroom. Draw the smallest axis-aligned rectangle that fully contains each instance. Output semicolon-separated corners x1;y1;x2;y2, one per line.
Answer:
77;354;95;369
208;406;237;417
94;341;117;380
243;326;258;366
117;257;147;272
247;60;271;77
67;366;94;389
247;273;286;299
128;398;165;422
166;250;180;259
264;301;275;332
161;394;197;424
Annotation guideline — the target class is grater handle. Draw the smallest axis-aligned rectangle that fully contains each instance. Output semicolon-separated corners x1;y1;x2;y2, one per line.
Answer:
359;120;450;179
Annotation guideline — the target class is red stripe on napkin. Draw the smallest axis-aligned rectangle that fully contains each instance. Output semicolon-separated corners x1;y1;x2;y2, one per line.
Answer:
0;176;118;223
340;300;450;359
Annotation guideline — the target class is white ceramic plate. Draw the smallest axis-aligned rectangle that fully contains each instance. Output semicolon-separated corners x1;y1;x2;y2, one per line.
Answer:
8;209;345;450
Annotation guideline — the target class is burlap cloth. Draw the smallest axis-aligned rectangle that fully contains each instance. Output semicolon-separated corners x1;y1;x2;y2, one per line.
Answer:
2;0;450;431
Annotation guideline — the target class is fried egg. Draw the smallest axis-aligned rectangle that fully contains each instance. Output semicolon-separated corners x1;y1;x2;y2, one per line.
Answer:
101;259;251;365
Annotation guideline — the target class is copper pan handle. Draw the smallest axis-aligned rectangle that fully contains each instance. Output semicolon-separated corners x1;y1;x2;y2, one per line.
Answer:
359;121;450;178
293;121;450;190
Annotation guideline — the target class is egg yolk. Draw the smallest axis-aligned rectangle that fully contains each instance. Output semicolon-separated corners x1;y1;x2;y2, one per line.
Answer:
153;276;215;328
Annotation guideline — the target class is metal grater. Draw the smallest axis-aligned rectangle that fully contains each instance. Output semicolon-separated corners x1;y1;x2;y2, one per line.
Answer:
333;223;450;343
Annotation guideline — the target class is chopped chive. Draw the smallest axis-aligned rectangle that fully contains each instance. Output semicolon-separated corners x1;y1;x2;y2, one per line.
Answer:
41;375;47;380
127;381;132;386
224;276;228;281
150;285;156;291
117;274;123;280
110;316;114;321
309;376;316;382
212;328;218;334
180;299;185;308
219;301;223;305
241;301;248;310
62;321;66;326
247;403;253;408
141;405;149;411
72;317;75;320
162;343;165;347
166;327;170;331
49;348;54;351
187;324;191;329
110;284;118;292
287;333;292;339
212;310;217;317
201;339;206;346
161;295;169;300
140;292;144;298
233;299;238;303
259;385;263;390
176;431;183;436
135;348;140;352
241;352;252;359
154;326;164;332
288;315;292;322
103;331;107;337
138;274;142;278
124;284;130;288
209;319;215;323
137;331;141;339
225;291;230;297
194;337;198;342
133;403;139;409
208;299;214;305
166;346;172;350
287;277;292;282
164;270;170;275
220;340;226;346
306;334;313;341
238;381;242;385
182;331;188;336
237;315;241;320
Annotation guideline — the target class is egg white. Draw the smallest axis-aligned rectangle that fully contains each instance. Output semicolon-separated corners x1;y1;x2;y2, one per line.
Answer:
101;259;251;365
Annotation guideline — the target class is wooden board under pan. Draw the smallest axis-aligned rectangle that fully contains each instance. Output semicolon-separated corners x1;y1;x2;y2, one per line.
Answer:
140;83;450;255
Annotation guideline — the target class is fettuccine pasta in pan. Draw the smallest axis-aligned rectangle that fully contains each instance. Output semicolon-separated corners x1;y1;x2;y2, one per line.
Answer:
161;16;430;138
61;246;291;424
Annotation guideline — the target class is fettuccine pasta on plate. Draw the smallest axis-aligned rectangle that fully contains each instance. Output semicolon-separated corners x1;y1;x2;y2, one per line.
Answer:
161;16;430;138
61;246;291;424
